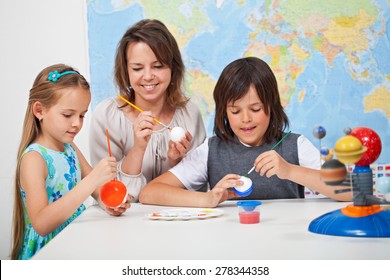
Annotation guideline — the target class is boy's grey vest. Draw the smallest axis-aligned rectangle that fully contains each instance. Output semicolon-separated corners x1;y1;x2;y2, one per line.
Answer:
207;133;304;199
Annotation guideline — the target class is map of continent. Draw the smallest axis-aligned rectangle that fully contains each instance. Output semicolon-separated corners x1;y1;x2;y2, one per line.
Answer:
87;0;390;163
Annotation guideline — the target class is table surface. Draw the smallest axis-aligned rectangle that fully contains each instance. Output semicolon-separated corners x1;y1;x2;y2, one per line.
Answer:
32;199;390;260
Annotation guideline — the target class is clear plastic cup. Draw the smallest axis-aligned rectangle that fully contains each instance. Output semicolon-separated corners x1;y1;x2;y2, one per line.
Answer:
237;200;262;224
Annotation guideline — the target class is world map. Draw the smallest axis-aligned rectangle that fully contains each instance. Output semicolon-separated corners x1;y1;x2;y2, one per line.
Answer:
87;0;390;164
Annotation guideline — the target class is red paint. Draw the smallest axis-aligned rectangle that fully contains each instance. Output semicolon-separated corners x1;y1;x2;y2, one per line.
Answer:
100;180;127;208
239;211;260;224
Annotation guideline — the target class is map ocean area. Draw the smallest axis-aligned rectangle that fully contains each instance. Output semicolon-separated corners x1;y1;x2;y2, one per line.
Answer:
87;0;390;164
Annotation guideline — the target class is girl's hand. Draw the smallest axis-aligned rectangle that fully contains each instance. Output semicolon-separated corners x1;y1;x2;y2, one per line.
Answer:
168;130;192;167
104;194;132;216
208;174;241;207
253;150;291;179
133;111;155;151
88;156;118;188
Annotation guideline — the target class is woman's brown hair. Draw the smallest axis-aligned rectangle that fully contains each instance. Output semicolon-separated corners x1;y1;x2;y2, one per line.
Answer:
114;19;187;108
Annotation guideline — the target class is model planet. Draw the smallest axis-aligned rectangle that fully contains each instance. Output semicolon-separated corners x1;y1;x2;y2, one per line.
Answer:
320;159;347;185
320;147;334;161
313;126;326;139
100;180;127;208
349;127;382;166
334;135;367;164
375;176;390;195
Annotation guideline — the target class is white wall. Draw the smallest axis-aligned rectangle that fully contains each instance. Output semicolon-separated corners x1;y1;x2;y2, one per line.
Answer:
0;0;90;259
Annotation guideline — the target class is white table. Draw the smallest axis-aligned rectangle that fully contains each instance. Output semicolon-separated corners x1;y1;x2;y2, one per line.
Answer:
32;199;390;260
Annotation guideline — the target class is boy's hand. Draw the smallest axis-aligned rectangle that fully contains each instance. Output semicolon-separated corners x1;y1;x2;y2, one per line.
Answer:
254;150;291;179
208;174;241;207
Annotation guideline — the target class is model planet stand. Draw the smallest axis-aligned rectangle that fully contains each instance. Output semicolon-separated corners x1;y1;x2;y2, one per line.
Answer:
309;126;390;237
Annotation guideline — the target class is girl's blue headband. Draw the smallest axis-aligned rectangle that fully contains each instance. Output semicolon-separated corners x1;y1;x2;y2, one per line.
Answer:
48;70;78;82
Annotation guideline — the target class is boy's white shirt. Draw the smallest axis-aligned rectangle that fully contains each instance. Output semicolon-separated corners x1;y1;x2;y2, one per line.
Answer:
170;135;321;191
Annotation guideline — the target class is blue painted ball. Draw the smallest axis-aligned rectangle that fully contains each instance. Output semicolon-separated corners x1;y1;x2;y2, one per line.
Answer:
320;147;329;156
313;126;326;139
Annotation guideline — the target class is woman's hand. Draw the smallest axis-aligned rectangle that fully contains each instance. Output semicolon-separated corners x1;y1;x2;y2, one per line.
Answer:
168;130;192;167
104;194;132;216
132;111;155;151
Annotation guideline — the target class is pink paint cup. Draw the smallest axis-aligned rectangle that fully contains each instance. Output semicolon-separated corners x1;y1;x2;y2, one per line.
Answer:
237;200;262;224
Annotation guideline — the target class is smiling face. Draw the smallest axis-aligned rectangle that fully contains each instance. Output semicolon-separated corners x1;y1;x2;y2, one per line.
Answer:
226;84;270;147
37;86;91;151
126;41;172;106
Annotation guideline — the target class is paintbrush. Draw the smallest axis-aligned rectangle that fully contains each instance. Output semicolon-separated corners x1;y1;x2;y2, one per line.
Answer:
247;130;292;175
116;94;171;129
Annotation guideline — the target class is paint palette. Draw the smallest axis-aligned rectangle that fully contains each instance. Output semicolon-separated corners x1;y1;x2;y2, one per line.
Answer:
146;208;224;221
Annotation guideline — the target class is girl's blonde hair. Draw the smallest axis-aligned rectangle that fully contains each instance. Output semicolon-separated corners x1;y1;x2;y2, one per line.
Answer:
11;64;89;259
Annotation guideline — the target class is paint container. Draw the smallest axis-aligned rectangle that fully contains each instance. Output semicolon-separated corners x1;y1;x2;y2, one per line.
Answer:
237;200;262;224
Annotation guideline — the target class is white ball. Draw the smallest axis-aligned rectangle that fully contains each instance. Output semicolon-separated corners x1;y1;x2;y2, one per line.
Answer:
235;176;253;192
233;176;253;197
170;126;186;142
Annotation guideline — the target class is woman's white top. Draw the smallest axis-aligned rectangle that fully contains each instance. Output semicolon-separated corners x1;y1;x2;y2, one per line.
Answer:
89;97;206;201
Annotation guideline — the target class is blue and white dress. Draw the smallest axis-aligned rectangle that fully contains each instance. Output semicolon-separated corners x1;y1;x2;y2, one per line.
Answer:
18;143;86;260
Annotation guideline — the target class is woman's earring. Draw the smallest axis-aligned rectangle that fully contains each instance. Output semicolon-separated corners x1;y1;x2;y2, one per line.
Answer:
126;85;133;93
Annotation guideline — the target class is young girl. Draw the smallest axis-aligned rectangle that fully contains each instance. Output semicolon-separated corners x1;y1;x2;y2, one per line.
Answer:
139;57;351;207
11;64;130;260
89;19;206;202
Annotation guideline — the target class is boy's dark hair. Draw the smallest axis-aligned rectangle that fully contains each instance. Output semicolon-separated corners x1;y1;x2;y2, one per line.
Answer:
213;57;289;143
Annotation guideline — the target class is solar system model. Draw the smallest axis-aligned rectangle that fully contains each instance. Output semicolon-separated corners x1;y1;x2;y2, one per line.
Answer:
308;126;390;237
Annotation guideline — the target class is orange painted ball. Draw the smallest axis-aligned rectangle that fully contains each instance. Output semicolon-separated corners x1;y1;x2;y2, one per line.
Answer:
100;180;127;208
